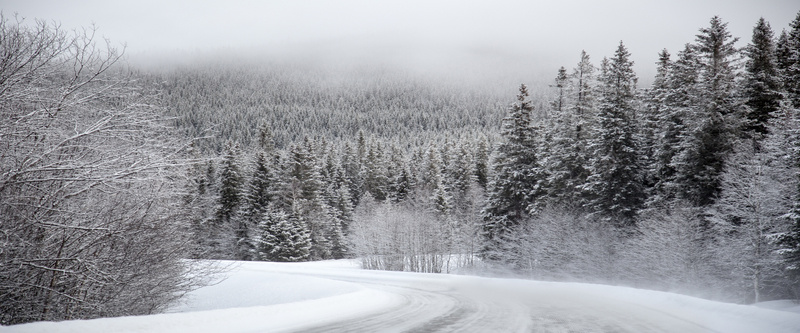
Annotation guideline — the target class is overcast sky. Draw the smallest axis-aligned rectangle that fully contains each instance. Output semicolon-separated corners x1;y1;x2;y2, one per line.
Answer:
3;0;798;82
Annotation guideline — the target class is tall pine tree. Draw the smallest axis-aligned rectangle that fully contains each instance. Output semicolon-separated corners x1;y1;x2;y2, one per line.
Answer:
743;18;783;137
674;16;741;207
482;84;548;258
584;42;644;226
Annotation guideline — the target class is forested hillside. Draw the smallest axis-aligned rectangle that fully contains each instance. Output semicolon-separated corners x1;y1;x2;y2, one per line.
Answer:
150;63;544;152
172;13;800;305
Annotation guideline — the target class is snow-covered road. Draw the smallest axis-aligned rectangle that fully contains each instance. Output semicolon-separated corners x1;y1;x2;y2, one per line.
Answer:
7;260;800;333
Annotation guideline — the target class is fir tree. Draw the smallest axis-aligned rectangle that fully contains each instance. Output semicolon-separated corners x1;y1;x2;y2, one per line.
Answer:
552;66;569;112
546;53;598;207
245;151;276;223
256;206;311;262
642;49;672;201
775;30;792;76
571;50;596;119
217;143;243;224
363;139;389;201
782;12;800;107
743;18;783;137
652;44;703;205
482;84;549;256
674;16;741;207
474;136;490;190
584;42;644;226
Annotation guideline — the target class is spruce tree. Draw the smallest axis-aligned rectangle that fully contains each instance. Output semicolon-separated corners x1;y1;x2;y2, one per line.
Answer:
474;136;490;190
482;84;548;256
546;52;597;207
571;50;596;119
363;139;389;201
652;44;702;205
552;66;569;112
743;18;783;137
217;143;243;224
782;12;800;107
674;16;741;207
776;30;792;75
642;49;672;202
584;42;644;226
256;206;311;262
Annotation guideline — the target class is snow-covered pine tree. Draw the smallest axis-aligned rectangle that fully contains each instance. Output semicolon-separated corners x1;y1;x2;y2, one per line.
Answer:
244;142;277;231
552;66;569;112
217;142;243;225
256;205;311;262
641;49;672;197
474;136;491;190
546;56;595;207
571;50;596;120
781;12;800;108
482;84;549;258
341;142;364;206
583;42;644;227
674;16;741;207
386;143;413;202
281;137;334;260
216;142;249;259
651;44;702;205
363;139;389;202
743;18;783;138
776;29;792;77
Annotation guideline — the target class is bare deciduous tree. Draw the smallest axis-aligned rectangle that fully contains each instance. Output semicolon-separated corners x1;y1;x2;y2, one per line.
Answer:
0;16;207;324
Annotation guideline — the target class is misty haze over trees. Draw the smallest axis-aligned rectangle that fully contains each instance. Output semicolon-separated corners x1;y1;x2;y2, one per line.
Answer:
3;9;800;325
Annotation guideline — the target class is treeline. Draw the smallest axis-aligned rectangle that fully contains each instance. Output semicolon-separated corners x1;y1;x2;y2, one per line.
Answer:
187;14;800;304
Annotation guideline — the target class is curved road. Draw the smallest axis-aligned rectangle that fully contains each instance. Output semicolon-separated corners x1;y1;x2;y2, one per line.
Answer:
297;269;726;333
10;261;799;333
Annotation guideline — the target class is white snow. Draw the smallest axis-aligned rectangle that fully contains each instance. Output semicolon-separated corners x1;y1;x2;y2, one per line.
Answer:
5;260;800;333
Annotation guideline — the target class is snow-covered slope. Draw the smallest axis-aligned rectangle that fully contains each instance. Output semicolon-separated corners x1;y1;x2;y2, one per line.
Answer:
6;260;800;333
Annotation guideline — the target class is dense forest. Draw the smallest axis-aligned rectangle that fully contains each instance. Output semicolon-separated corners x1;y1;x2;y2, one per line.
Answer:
3;11;800;325
172;14;800;305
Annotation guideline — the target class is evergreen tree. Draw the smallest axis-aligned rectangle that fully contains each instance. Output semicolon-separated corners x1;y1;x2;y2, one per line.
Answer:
546;53;598;207
775;30;792;76
217;143;243;224
782;12;800;107
256;205;311;262
743;18;783;137
652;44;703;205
341;142;364;206
482;84;549;256
584;42;644;226
642;49;672;201
552;66;569;112
384;143;412;203
571;50;596;120
474;136;490;190
245;151;276;224
674;16;741;207
362;139;388;202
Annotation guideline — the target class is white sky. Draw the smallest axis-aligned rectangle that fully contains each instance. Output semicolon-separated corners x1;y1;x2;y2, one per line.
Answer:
3;0;798;82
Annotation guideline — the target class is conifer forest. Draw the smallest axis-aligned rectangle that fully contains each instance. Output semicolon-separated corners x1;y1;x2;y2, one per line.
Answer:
3;9;800;325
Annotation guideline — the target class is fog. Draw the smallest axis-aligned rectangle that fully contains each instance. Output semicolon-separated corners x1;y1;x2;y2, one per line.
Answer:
4;0;798;84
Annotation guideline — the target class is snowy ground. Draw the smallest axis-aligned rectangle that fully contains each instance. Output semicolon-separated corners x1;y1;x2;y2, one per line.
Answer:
6;260;800;333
